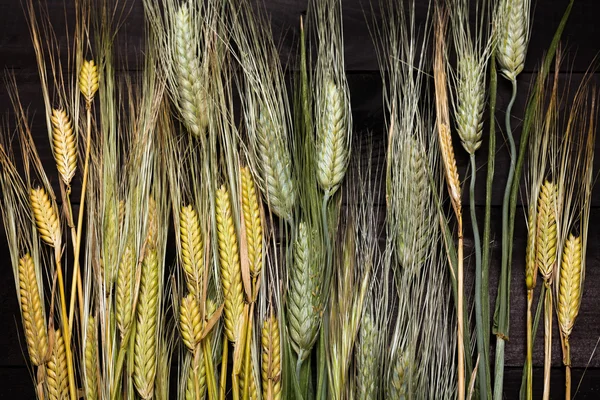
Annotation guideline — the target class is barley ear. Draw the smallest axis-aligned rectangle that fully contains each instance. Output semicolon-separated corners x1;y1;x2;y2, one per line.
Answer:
261;313;281;400
240;167;263;281
179;205;203;297
116;244;135;339
180;294;203;352
18;253;48;366
216;185;244;343
79;59;99;105
30;187;61;248
84;317;99;400
50;108;77;187
557;234;582;339
316;78;350;194
536;180;557;281
46;329;69;400
134;248;160;399
173;3;209;137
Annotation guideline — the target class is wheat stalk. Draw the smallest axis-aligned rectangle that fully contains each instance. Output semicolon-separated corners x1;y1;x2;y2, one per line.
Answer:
536;180;557;281
287;221;321;361
50;108;77;188
216;185;244;343
180;294;203;352
29;187;61;248
84;316;99;400
261;313;281;400
79;59;99;107
240;167;263;284
172;3;209;137
134;248;160;399
17;253;47;366
496;0;532;81
46;329;69;400
180;204;204;297
116;244;135;339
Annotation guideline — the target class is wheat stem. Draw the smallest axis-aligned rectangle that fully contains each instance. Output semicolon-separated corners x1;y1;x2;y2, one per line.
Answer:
526;289;533;400
219;336;229;400
542;282;552;400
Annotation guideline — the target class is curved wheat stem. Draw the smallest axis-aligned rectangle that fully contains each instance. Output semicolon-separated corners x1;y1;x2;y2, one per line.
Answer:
17;253;47;366
134;248;160;399
50;108;77;187
46;329;69;400
216;185;244;343
180;205;204;297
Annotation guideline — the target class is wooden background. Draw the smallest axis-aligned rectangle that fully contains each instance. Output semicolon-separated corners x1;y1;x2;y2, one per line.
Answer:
1;0;600;398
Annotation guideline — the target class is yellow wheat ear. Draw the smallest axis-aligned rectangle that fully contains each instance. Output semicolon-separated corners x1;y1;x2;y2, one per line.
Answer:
29;187;61;248
80;60;99;105
50;108;77;187
18;253;47;366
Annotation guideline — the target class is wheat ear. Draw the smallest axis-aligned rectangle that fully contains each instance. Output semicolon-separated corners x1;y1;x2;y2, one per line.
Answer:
261;313;281;400
30;187;61;248
84;317;99;400
146;197;158;247
287;221;321;360
536;180;557;281
180;205;204;297
256;110;297;221
525;206;537;290
17;253;47;366
180;294;203;352
116;244;135;339
455;55;486;154
79;60;99;106
216;185;244;343
496;0;531;81
46;329;69;400
316;78;349;194
557;234;582;340
240;167;263;282
50;108;77;188
356;310;378;399
185;353;207;400
134;248;160;399
173;3;209;137
389;351;411;398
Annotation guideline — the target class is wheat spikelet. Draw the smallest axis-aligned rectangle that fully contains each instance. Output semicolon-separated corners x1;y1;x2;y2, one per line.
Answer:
179;205;203;297
79;59;99;105
30;187;61;248
116;244;135;339
134;248;159;399
261;313;281;400
173;3;209;137
438;124;461;214
18;253;47;366
240;167;263;279
525;206;537;289
356;311;378;399
455;54;486;154
557;234;582;338
216;185;244;343
256;110;297;221
287;221;321;359
180;294;203;352
496;0;531;81
536;180;557;281
46;329;69;400
316;78;349;194
389;352;411;399
84;317;99;400
185;355;207;400
50;108;77;187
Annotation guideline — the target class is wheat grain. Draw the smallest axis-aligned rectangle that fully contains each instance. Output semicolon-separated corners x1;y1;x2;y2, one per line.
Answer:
84;316;99;400
316;78;349;194
134;248;159;399
261;313;281;400
496;0;531;81
240;167;263;280
256;110;297;221
536;180;557;281
557;234;582;339
180;205;203;297
287;221;321;359
180;294;203;352
46;329;69;400
216;185;244;343
116;244;135;339
50;108;77;187
17;253;47;366
79;59;99;105
173;3;209;137
30;187;61;248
